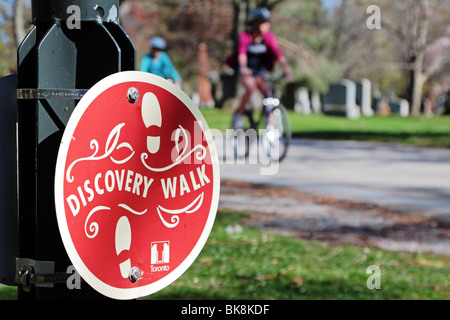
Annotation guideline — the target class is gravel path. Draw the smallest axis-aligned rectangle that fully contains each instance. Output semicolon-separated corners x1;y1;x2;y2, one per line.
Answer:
219;179;450;256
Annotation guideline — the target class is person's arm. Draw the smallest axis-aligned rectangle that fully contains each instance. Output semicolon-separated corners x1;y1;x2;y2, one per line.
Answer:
139;54;151;72
161;53;182;86
278;55;292;82
238;53;252;76
238;32;253;76
265;32;292;81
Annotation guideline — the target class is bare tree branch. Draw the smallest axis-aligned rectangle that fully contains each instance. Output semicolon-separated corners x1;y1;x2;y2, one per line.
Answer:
14;0;26;47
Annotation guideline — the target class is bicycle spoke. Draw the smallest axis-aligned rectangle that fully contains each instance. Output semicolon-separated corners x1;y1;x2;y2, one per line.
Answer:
262;106;291;162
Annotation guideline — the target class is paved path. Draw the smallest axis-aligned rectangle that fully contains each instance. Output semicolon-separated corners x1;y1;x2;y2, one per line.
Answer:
214;137;450;255
216;137;450;216
219;180;450;256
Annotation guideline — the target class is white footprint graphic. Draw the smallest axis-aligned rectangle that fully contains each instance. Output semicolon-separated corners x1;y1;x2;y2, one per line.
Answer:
141;92;162;154
113;92;162;280
115;216;132;279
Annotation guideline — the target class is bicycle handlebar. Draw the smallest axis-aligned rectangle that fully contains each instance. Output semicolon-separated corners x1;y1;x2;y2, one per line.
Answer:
263;72;286;82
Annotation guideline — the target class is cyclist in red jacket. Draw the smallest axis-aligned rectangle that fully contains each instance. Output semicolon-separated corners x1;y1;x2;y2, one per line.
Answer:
233;7;292;128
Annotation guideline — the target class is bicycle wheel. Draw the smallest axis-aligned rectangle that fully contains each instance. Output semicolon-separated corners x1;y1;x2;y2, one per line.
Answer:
229;113;250;159
261;104;291;162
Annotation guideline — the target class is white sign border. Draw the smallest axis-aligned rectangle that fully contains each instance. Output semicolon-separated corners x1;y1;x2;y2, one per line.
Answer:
54;71;220;300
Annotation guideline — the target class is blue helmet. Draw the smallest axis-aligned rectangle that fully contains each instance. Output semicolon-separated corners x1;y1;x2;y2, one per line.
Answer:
248;7;271;24
150;36;167;50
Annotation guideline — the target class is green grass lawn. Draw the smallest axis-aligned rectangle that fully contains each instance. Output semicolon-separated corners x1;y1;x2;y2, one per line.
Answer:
0;285;16;300
2;211;448;300
200;108;450;148
147;211;449;300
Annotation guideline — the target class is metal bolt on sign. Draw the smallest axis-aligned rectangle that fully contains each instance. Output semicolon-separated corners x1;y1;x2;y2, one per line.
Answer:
127;87;140;103
129;267;141;283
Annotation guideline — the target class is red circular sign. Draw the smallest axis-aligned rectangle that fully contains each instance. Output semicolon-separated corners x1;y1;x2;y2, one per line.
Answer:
55;72;220;299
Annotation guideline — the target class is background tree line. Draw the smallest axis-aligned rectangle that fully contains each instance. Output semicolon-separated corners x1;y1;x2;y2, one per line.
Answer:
2;0;449;115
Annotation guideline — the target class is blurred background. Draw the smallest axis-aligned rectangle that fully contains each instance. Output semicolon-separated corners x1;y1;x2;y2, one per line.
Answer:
1;0;450;116
1;0;449;300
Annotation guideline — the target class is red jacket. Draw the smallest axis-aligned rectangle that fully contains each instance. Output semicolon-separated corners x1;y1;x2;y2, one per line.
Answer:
225;31;284;72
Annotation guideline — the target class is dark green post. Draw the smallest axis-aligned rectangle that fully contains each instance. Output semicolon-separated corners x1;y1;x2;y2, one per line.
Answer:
17;0;135;299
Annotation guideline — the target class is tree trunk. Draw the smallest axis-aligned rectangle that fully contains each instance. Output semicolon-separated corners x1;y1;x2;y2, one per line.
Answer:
13;0;26;48
411;67;426;116
410;0;429;115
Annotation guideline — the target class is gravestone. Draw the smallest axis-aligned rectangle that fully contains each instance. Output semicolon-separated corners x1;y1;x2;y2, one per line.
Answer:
356;78;374;117
389;99;409;117
311;91;321;113
324;80;360;119
294;87;311;114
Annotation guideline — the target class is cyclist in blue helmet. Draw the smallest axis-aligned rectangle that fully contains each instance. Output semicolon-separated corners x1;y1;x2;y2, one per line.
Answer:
248;7;271;25
140;36;182;87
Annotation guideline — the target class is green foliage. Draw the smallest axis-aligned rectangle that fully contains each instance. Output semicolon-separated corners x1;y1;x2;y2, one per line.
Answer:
295;56;342;94
271;0;341;94
376;69;409;98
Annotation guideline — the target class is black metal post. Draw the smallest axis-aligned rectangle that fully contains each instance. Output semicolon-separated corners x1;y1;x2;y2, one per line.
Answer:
0;74;18;288
17;0;135;299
